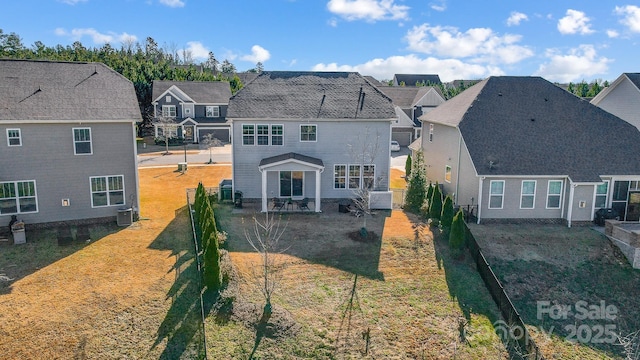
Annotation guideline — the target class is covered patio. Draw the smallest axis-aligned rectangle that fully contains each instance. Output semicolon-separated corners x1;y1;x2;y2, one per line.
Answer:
258;152;324;212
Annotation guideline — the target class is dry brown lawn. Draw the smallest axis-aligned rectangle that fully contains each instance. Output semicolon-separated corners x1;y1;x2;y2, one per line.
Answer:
0;165;230;359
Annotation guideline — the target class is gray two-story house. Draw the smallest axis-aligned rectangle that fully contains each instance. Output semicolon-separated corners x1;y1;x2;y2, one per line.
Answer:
152;80;232;143
227;71;397;212
0;59;141;227
418;76;640;226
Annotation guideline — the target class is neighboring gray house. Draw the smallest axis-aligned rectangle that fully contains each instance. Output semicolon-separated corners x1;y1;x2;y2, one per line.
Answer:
0;59;141;226
418;76;640;226
152;80;232;143
392;74;441;87
376;86;445;145
227;71;397;212
590;73;640;131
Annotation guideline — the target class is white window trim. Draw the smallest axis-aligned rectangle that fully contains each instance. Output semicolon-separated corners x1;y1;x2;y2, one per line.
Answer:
594;180;609;209
7;128;21;146
444;165;452;183
341;164;376;190
546;180;563;209
0;180;38;215
300;124;317;142
428;123;434;142
206;105;220;118
242;124;255;146
334;164;347;189
278;171;305;198
520;180;536;209
73;127;93;155
271;124;284;146
256;124;270;146
488;180;504;209
90;175;125;208
162;105;176;117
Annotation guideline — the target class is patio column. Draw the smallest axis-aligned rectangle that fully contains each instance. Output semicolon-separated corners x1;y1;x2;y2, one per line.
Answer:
315;169;321;212
567;182;576;228
261;169;268;212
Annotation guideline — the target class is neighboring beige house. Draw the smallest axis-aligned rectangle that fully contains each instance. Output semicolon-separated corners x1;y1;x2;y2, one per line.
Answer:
590;73;640;131
417;76;640;226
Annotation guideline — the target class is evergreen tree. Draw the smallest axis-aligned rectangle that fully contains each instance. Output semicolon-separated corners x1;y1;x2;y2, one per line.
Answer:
440;195;455;229
404;151;427;213
449;209;466;258
424;183;434;215
429;182;443;220
405;153;412;179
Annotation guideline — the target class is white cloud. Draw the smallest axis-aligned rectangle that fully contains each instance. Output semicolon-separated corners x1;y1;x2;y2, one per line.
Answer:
534;45;610;82
607;29;620;38
159;0;185;8
615;5;640;33
327;0;409;21
557;9;594;35
405;24;533;65
181;41;209;60
328;18;338;27
430;0;446;12
240;45;271;63
58;0;87;4
54;27;137;45
312;54;502;82
507;12;528;26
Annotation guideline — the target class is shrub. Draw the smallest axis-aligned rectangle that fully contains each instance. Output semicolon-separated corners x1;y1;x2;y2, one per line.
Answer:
404;151;427;213
440;195;454;229
429;183;442;220
449;209;466;258
405;153;412;179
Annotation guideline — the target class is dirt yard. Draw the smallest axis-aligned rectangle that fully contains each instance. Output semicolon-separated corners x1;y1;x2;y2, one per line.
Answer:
469;223;640;359
0;165;230;359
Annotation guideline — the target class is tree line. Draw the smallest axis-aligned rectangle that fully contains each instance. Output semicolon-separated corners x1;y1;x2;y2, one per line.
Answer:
0;29;263;125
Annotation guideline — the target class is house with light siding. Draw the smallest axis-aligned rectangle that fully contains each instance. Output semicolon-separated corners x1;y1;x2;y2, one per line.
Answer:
590;73;640;131
227;71;396;212
0;59;141;227
417;76;640;226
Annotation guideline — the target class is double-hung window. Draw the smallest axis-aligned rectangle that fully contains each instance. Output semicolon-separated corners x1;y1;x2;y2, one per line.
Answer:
595;181;609;209
445;165;452;183
206;106;220;117
489;180;504;209
0;181;37;214
547;180;563;209
300;124;317;142
162;105;176;117
90;175;125;207
363;165;375;189
520;180;536;209
242;125;255;145
7;129;21;146
73;128;92;155
349;165;361;189
334;165;346;189
257;125;269;145
271;125;283;145
429;124;434;142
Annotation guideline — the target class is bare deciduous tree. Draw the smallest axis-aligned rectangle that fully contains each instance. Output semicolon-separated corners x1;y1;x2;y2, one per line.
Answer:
201;133;223;164
154;115;176;155
244;212;289;317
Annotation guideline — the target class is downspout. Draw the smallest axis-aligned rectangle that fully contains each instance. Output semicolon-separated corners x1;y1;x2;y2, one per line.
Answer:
567;181;575;228
477;176;484;224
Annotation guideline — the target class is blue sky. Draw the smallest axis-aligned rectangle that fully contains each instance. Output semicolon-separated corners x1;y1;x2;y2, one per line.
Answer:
3;0;640;82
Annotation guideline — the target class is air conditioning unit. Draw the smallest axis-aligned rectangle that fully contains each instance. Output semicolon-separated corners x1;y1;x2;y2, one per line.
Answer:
117;208;133;226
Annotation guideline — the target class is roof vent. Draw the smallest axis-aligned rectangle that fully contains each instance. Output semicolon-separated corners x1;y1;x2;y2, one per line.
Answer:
498;92;502;96
531;118;535;122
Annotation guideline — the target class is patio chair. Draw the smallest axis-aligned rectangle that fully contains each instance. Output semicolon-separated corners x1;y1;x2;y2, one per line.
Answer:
298;197;310;211
272;197;285;211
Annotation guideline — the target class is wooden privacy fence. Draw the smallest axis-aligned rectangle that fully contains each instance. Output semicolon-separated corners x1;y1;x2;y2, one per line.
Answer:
464;224;546;360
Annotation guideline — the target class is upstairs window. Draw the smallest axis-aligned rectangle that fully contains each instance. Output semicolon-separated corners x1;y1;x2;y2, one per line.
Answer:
257;125;269;145
445;165;452;183
206;106;220;117
429;124;434;142
300;124;317;142
520;180;536;209
271;125;284;146
7;129;21;146
73;128;92;155
162;105;176;117
242;125;255;145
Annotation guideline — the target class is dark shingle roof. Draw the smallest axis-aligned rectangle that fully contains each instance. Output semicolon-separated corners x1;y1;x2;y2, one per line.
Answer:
236;72;259;86
423;76;640;182
0;59;141;122
227;71;396;119
259;152;324;167
152;80;232;104
393;74;441;86
625;73;640;90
